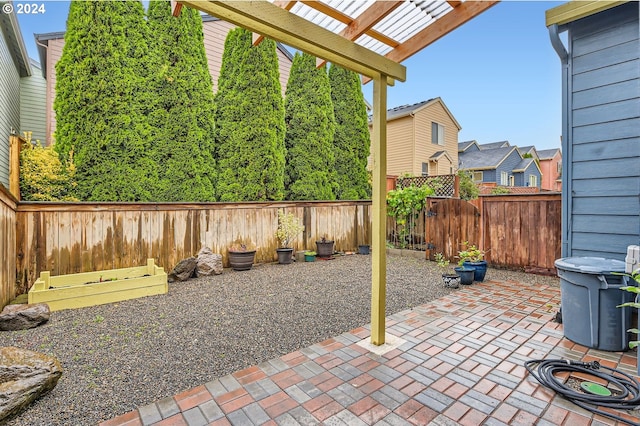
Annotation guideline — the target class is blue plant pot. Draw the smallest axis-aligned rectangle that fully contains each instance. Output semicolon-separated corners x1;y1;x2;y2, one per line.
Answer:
454;266;475;285
463;261;487;282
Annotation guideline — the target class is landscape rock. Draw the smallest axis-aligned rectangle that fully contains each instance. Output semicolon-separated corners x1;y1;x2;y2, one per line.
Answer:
168;257;197;282
196;247;223;277
0;346;62;422
0;304;50;331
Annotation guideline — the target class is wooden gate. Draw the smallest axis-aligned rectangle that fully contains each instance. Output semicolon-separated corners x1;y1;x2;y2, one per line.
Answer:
425;198;480;262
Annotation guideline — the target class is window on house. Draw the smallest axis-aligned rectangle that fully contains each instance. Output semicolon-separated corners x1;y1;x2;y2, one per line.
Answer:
472;171;483;183
500;171;508;186
529;175;538;187
421;163;428;177
431;122;444;146
557;161;562;175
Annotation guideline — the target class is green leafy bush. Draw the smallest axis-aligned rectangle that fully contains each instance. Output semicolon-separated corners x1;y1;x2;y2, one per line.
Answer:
617;268;640;349
491;186;510;195
458;170;479;200
387;184;434;248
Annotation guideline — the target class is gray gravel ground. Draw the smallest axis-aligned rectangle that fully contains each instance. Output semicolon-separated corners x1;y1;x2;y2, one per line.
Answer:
1;254;559;425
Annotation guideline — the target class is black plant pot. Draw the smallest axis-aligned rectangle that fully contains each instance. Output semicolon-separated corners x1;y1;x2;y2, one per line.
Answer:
454;266;475;285
463;260;487;282
316;240;334;258
358;245;370;255
276;248;294;264
228;250;256;271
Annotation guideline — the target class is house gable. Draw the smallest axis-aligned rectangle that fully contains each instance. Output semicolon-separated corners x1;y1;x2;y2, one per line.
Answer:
458;140;480;153
412;98;460;176
370;97;460;177
512;157;542;187
479;140;510;150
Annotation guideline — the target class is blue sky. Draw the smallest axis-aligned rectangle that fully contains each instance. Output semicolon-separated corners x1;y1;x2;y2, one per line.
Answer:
16;1;564;151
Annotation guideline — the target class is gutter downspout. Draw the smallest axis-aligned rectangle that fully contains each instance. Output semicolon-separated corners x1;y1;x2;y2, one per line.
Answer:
548;24;571;257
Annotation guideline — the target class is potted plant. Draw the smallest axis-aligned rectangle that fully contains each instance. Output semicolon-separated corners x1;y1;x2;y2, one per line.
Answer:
228;243;256;271
454;261;475;285
316;236;334;259
457;241;488;282
304;251;317;262
435;252;459;288
275;209;305;264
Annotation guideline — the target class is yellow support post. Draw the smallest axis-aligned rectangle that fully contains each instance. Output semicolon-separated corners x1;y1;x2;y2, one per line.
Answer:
370;73;388;345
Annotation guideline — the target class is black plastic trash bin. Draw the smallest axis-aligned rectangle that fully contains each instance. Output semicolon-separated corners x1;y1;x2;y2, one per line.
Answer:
555;257;633;351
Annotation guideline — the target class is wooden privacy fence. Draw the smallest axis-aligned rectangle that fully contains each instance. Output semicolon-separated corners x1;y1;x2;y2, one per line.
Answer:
0;186;18;307
480;194;561;274
15;201;371;294
426;194;562;274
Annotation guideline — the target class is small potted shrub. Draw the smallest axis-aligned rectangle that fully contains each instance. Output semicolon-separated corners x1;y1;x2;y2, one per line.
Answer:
454;247;476;285
304;251;317;262
275;209;305;264
228;243;256;271
435;252;459;288
458;241;488;282
316;236;334;259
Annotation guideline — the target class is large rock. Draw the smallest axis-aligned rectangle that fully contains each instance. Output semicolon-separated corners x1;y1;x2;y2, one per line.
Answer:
196;247;223;277
0;347;62;422
168;257;197;282
0;304;50;331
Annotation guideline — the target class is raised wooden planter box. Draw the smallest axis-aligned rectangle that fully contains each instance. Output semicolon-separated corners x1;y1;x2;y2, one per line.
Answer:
28;259;167;312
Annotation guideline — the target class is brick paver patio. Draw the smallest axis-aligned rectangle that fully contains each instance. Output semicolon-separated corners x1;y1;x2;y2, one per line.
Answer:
100;278;639;426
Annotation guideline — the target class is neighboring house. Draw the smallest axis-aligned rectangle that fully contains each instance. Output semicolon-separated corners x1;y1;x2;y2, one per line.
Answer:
458;140;542;189
368;97;461;177
547;1;639;259
0;6;31;188
20;59;47;144
35;16;294;146
538;148;562;191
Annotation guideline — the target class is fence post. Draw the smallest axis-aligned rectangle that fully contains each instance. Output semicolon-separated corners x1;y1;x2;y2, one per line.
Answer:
9;135;22;201
453;174;460;198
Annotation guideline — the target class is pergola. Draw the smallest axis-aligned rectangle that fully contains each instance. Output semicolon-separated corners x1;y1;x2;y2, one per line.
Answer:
173;0;498;346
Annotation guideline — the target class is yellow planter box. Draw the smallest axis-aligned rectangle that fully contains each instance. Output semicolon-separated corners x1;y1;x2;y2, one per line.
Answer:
28;259;167;312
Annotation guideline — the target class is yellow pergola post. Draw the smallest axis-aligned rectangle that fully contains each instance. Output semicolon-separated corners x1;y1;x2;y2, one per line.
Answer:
370;73;388;345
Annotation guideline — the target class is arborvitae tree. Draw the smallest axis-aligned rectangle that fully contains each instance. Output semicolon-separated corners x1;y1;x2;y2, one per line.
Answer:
147;0;216;201
284;53;336;200
329;64;371;200
54;0;156;201
214;28;285;201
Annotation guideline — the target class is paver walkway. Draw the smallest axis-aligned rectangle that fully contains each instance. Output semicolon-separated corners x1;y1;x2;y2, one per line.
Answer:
100;278;639;426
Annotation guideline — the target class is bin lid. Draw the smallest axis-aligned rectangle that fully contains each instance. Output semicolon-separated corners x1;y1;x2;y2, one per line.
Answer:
554;257;626;274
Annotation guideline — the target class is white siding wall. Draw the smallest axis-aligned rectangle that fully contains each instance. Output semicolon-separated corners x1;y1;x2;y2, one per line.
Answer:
20;61;47;143
0;32;21;187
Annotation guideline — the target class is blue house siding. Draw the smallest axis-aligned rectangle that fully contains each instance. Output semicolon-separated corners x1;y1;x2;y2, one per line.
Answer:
513;162;541;188
558;2;640;260
493;150;522;185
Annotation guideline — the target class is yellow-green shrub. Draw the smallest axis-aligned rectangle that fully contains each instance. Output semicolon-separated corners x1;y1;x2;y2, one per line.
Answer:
20;139;77;201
